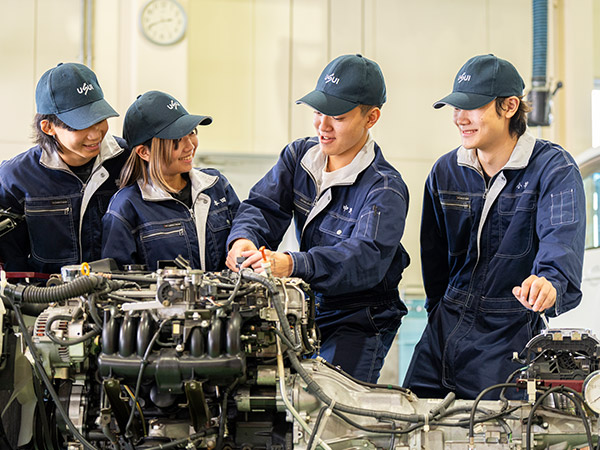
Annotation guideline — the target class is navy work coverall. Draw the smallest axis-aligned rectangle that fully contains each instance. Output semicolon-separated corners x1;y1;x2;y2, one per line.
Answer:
403;132;585;399
0;135;129;274
227;135;410;383
102;168;239;271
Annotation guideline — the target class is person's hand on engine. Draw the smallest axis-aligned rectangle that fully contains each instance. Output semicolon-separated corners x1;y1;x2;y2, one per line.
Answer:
226;238;258;271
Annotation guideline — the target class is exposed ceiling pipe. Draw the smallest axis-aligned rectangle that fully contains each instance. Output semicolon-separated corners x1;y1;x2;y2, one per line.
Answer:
80;0;93;67
528;0;562;127
86;0;93;67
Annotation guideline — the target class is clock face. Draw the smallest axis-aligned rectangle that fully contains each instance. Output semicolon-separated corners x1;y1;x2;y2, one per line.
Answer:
140;0;187;46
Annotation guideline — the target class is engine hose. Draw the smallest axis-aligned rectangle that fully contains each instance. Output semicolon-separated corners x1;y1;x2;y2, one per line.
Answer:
215;379;239;450
144;430;212;450
239;270;299;349
86;294;103;328
300;323;314;353
467;382;520;447
524;386;593;450
4;275;103;304
44;314;101;346
318;358;408;393
286;347;455;423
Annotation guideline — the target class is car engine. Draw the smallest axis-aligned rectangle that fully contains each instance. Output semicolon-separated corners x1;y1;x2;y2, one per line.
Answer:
1;263;600;449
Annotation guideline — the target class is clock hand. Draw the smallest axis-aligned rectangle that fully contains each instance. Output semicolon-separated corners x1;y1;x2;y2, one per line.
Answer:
148;18;173;29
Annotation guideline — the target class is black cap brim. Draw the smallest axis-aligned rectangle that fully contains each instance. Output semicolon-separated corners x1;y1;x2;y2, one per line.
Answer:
296;90;358;116
58;98;119;130
155;114;212;140
433;92;496;110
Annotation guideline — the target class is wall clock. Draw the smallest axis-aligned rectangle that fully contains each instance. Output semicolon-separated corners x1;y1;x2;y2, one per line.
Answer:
139;0;187;46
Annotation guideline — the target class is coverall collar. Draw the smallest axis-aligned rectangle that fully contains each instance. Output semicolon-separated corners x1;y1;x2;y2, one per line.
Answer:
301;133;376;189
137;168;218;202
457;131;536;172
39;133;124;171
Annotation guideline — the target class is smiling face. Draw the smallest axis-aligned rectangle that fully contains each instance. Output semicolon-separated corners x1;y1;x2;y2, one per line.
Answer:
452;100;511;152
162;129;198;179
313;106;380;171
41;119;109;166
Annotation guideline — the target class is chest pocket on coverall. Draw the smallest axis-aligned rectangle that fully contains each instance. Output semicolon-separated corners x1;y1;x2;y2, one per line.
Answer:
25;198;78;263
439;192;471;256
139;222;190;265
496;192;537;258
318;212;356;244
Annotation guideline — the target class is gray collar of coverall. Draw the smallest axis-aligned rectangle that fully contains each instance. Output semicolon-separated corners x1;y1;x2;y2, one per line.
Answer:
456;131;536;273
300;133;376;237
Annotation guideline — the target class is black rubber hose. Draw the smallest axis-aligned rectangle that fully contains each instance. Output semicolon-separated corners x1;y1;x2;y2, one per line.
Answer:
4;275;103;304
525;386;594;450
305;405;328;450
468;383;520;443
44;314;101;346
300;323;315;353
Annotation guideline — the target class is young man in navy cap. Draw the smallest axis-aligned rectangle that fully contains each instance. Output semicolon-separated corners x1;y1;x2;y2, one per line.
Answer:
403;54;585;399
225;54;410;383
0;63;129;275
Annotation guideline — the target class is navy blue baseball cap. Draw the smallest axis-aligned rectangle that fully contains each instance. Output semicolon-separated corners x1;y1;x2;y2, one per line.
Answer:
433;54;525;110
35;62;119;130
296;54;386;116
123;91;212;148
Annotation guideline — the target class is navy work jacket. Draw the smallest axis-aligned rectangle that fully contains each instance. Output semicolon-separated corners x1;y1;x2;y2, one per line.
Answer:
227;136;410;309
0;135;129;274
101;168;239;271
404;132;585;399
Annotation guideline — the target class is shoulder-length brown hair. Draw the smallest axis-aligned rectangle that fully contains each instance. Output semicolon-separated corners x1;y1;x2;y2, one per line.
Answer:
119;137;179;193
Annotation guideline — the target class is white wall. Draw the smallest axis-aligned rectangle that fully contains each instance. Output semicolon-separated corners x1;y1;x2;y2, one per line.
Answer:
0;1;83;158
0;0;598;295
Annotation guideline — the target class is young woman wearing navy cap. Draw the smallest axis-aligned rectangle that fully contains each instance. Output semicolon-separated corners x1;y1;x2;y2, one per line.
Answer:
0;62;129;275
101;91;239;271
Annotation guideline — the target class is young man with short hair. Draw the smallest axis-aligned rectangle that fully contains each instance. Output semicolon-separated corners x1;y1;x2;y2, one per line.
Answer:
403;54;585;399
226;54;410;383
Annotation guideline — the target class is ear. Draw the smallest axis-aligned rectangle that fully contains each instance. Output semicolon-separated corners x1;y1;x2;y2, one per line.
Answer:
503;96;520;119
135;144;151;162
364;107;381;130
40;119;55;136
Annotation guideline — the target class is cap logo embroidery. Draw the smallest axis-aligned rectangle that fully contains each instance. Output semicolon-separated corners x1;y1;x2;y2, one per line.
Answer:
167;100;181;110
324;73;339;85
77;82;94;95
457;72;472;83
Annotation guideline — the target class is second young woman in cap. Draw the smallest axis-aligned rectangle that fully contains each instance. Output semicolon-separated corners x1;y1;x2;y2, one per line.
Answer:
101;91;239;271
